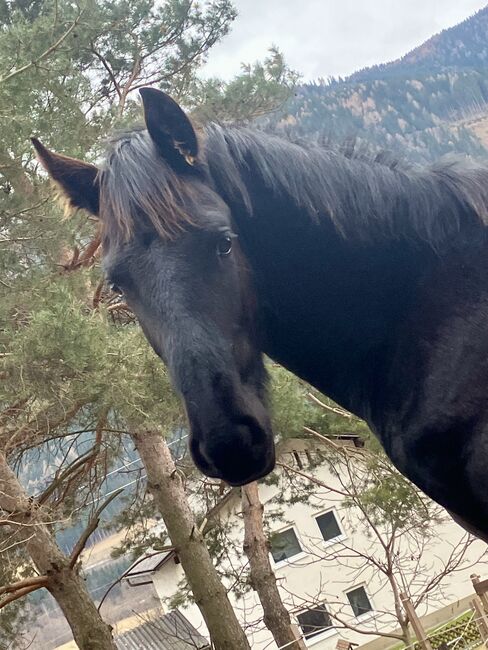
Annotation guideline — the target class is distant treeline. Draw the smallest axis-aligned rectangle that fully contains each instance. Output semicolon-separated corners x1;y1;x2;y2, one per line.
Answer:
270;7;488;163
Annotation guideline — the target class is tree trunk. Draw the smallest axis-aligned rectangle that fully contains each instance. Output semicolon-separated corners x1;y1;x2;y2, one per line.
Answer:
132;429;250;650
0;452;116;649
241;482;307;650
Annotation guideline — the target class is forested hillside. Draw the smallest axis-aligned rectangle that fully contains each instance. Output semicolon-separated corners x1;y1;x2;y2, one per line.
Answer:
271;6;488;163
351;6;488;79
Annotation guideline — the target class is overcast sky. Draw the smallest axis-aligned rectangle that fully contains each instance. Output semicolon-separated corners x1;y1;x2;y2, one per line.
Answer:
202;0;488;81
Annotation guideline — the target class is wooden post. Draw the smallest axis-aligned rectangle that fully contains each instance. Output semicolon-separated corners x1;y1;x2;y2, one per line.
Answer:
336;640;357;650
470;597;488;642
471;574;488;614
401;592;433;650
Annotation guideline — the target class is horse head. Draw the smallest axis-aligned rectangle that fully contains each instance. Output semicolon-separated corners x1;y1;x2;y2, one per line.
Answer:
33;88;275;486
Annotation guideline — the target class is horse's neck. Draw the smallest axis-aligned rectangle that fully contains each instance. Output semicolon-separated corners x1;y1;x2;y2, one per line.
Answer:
234;196;431;420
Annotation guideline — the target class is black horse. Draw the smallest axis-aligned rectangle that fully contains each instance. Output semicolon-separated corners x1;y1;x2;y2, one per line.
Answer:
33;88;488;541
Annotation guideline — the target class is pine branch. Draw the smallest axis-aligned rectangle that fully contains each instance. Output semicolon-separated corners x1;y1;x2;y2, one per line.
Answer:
0;583;47;610
37;449;98;505
0;575;48;598
0;397;31;427
90;43;121;98
0;9;84;84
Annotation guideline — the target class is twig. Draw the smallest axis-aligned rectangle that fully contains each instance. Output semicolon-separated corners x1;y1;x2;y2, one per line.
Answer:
107;302;131;313
0;534;36;554
97;548;174;612
37;449;98;505
277;461;350;498
92;278;105;309
69;488;124;568
306;392;355;419
90;43;121;99
303;426;367;458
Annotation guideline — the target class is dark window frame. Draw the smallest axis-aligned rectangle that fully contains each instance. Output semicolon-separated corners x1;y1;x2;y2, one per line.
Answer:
296;604;333;640
346;586;373;618
315;509;343;543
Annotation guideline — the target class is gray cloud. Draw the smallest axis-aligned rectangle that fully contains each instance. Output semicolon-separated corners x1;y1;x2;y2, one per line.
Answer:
202;0;488;81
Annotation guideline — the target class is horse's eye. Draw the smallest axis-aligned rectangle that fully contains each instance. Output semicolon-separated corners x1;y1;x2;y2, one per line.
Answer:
217;235;232;257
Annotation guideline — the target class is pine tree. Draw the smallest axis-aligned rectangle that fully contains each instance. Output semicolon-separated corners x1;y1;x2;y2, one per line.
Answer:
0;1;296;646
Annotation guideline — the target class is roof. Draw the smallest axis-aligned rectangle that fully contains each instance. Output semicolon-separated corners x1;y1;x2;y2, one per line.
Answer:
124;550;176;579
116;610;209;650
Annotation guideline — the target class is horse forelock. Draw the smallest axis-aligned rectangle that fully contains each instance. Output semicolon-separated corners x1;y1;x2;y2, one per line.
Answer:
99;129;198;243
204;124;488;247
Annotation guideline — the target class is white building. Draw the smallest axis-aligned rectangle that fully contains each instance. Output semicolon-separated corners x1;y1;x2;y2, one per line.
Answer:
124;437;488;650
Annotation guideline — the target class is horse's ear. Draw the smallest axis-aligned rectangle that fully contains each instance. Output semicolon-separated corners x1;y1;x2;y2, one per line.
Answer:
139;87;199;169
31;138;100;215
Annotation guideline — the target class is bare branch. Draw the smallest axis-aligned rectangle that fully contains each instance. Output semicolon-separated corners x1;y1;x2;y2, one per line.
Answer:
69;488;124;568
90;43;121;98
3;399;88;456
118;54;142;115
97;548;174;612
277;461;350;498
92;278;105;309
307;392;356;419
328;610;405;641
107;301;132;313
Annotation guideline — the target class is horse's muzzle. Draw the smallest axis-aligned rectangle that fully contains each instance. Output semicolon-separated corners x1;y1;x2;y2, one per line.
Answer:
189;418;276;486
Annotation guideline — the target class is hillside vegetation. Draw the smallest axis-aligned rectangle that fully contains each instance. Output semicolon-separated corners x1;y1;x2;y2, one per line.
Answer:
272;6;488;162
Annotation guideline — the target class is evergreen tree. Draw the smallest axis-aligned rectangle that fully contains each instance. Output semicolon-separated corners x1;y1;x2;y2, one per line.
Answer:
0;1;296;646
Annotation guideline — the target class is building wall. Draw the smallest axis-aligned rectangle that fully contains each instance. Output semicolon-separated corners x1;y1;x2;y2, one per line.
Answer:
151;439;488;650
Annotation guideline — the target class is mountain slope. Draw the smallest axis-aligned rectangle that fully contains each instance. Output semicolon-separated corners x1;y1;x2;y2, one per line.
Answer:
270;8;488;163
350;6;488;81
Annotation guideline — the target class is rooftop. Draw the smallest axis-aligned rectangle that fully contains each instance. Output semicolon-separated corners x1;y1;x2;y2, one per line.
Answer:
116;609;209;650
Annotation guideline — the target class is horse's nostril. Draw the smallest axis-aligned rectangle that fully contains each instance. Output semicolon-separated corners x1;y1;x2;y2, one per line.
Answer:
235;415;265;445
191;420;275;486
189;436;222;479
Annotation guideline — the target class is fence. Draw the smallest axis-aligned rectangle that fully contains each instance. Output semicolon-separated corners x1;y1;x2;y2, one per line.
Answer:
414;612;481;650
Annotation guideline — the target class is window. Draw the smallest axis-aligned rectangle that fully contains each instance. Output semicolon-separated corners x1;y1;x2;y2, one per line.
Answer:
270;527;302;563
297;604;332;639
346;586;373;617
315;510;342;542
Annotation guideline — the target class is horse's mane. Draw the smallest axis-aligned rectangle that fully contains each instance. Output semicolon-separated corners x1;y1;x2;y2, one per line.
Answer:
100;127;198;242
100;122;488;247
205;124;488;245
